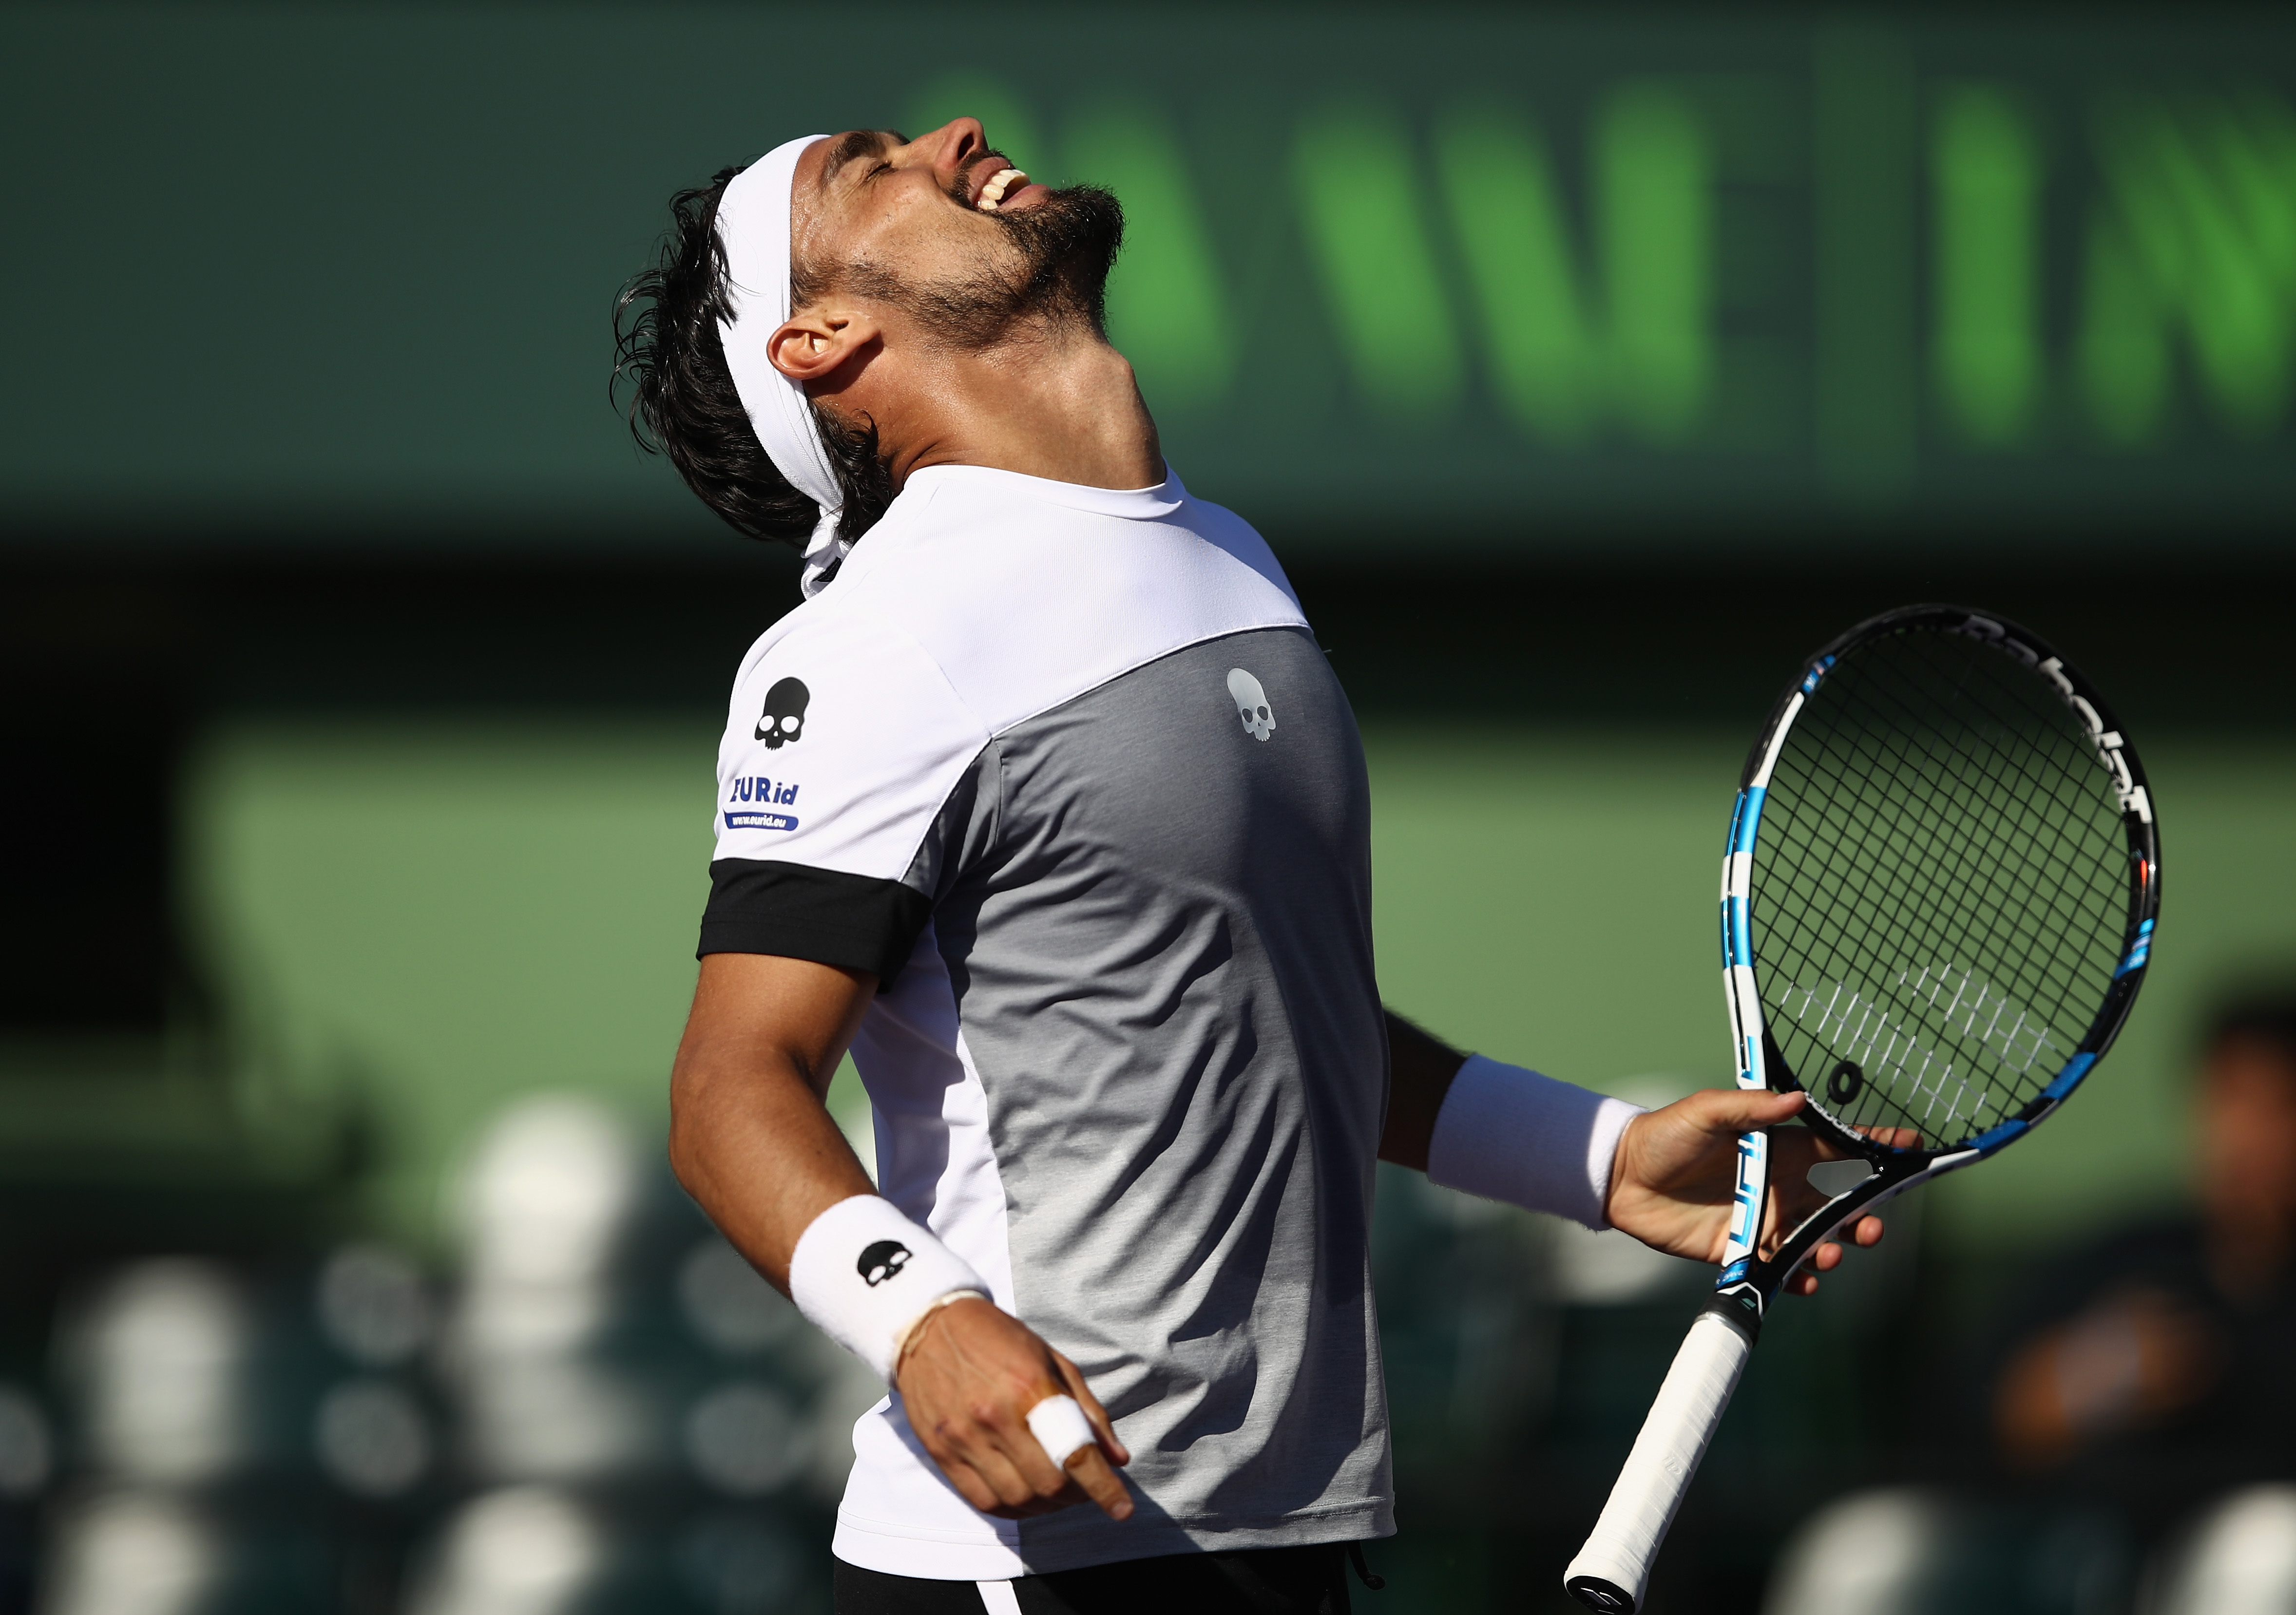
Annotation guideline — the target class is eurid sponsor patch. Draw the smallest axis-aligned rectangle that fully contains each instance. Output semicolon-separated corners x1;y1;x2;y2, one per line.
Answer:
725;809;798;831
725;775;800;832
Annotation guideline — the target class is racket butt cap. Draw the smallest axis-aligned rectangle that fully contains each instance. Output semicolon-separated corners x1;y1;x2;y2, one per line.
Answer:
1566;1575;1636;1613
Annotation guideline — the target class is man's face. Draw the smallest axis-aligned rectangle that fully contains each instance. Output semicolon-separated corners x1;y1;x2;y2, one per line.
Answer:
2198;1034;2296;1227
789;120;1121;348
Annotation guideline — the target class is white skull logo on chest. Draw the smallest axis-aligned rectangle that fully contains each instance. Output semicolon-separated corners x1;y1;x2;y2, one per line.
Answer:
1225;668;1275;741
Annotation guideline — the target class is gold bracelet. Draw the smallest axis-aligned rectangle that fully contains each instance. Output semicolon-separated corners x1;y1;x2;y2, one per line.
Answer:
891;1288;991;1379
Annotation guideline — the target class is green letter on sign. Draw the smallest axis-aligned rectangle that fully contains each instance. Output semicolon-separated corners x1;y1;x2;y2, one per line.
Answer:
1293;103;1465;418
1933;84;2043;445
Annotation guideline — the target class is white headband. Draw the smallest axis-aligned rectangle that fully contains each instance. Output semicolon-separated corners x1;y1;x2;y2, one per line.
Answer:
715;134;849;598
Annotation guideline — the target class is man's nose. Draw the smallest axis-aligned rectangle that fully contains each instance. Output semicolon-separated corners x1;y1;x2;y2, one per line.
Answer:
911;117;989;179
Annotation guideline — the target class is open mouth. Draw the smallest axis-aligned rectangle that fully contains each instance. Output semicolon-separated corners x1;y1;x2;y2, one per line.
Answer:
976;167;1026;210
965;153;1046;213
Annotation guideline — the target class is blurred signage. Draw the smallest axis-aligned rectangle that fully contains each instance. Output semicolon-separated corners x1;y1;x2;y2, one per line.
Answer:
1;7;2292;550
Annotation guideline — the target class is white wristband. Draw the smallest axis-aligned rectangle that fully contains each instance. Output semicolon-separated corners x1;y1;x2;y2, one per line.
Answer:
787;1195;991;1381
1026;1394;1098;1468
1427;1054;1644;1229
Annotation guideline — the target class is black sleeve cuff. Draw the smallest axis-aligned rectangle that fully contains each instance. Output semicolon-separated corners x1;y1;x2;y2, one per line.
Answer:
698;859;932;987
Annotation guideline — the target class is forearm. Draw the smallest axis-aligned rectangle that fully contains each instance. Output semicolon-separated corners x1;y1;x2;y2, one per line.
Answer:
667;952;879;1291
670;1048;875;1292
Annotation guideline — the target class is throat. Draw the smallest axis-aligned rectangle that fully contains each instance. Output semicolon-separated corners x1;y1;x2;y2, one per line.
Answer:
887;338;1163;493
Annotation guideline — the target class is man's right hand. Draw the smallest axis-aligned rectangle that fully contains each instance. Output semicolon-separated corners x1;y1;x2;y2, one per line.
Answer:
893;1297;1133;1521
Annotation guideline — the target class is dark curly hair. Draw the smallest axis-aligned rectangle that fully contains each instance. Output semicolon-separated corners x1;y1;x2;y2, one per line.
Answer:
612;164;894;549
2207;990;2296;1064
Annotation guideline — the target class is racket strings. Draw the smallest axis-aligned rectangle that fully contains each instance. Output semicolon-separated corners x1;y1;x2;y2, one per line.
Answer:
1844;638;2127;1000
1762;654;2122;1139
1769;706;2115;1137
1750;628;2129;1148
1802;674;2120;1026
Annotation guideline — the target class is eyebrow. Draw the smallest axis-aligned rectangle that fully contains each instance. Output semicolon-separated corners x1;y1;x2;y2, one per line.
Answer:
820;130;897;192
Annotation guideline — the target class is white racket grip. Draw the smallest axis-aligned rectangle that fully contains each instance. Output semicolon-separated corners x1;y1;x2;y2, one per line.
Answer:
1564;1304;1756;1612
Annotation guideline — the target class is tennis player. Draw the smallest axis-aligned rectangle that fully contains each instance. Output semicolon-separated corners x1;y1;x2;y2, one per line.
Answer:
619;122;1881;1615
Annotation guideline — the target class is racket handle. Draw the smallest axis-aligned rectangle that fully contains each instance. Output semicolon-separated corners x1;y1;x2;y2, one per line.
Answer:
1563;1299;1757;1613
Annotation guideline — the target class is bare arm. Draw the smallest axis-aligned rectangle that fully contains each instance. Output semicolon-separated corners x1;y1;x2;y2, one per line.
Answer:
668;951;878;1287
668;951;1131;1521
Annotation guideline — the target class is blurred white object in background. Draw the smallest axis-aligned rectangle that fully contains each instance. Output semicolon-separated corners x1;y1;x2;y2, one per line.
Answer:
2146;1485;2296;1615
459;1357;653;1481
684;1380;808;1497
441;1094;658;1481
1549;1221;1694;1305
1550;1077;1703;1306
1763;1487;1950;1615
676;1233;873;1504
406;1487;601;1615
318;1245;434;1368
315;1378;430;1498
677;1240;798;1355
73;1261;248;1484
0;1385;54;1497
37;1490;217;1615
451;1095;637;1359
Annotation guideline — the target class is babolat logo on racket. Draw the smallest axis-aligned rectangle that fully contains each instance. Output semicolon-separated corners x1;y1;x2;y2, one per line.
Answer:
1957;616;2153;824
2041;655;2153;823
857;1241;912;1286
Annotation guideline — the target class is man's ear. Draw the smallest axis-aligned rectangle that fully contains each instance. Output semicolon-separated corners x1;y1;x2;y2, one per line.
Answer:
767;308;880;385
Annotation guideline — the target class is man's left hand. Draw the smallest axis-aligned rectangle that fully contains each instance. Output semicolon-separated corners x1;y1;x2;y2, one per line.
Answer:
1604;1087;1893;1296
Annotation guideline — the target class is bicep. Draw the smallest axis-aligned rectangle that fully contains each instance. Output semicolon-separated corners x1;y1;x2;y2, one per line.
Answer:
677;952;878;1099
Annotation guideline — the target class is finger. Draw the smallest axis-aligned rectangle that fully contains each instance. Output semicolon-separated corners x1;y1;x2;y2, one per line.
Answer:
1796;1126;1849;1163
1063;1444;1135;1521
934;1454;1008;1515
1785;1270;1820;1296
978;1444;1048;1510
1685;1086;1807;1133
951;1417;1046;1510
990;1402;1076;1502
1809;1240;1843;1272
1052;1352;1131;1467
1851;1215;1885;1247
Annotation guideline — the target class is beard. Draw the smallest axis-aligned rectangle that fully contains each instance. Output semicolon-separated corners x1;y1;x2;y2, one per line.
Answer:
884;183;1126;352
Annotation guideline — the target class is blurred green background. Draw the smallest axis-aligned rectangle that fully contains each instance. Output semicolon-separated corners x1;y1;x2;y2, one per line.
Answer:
7;4;2296;544
182;719;2296;1262
5;3;2296;1612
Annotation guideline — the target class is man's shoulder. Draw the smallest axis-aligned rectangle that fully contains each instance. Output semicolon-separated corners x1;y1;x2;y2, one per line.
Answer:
714;584;985;782
823;475;1307;734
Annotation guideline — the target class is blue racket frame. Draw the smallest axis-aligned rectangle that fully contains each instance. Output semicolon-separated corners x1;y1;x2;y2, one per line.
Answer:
1711;605;2162;1321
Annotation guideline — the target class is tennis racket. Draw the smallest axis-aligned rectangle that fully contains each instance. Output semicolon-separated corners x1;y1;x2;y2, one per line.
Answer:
1563;606;2161;1613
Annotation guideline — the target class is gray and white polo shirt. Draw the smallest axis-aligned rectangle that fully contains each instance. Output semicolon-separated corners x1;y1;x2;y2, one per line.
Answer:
700;464;1391;1579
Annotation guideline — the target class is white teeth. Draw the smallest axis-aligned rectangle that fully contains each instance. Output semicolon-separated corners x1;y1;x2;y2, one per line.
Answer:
976;167;1025;210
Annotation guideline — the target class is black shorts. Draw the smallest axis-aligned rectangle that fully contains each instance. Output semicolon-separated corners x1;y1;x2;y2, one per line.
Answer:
834;1543;1358;1615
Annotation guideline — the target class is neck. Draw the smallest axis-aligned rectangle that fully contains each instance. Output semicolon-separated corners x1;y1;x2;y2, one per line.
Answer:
832;321;1165;494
